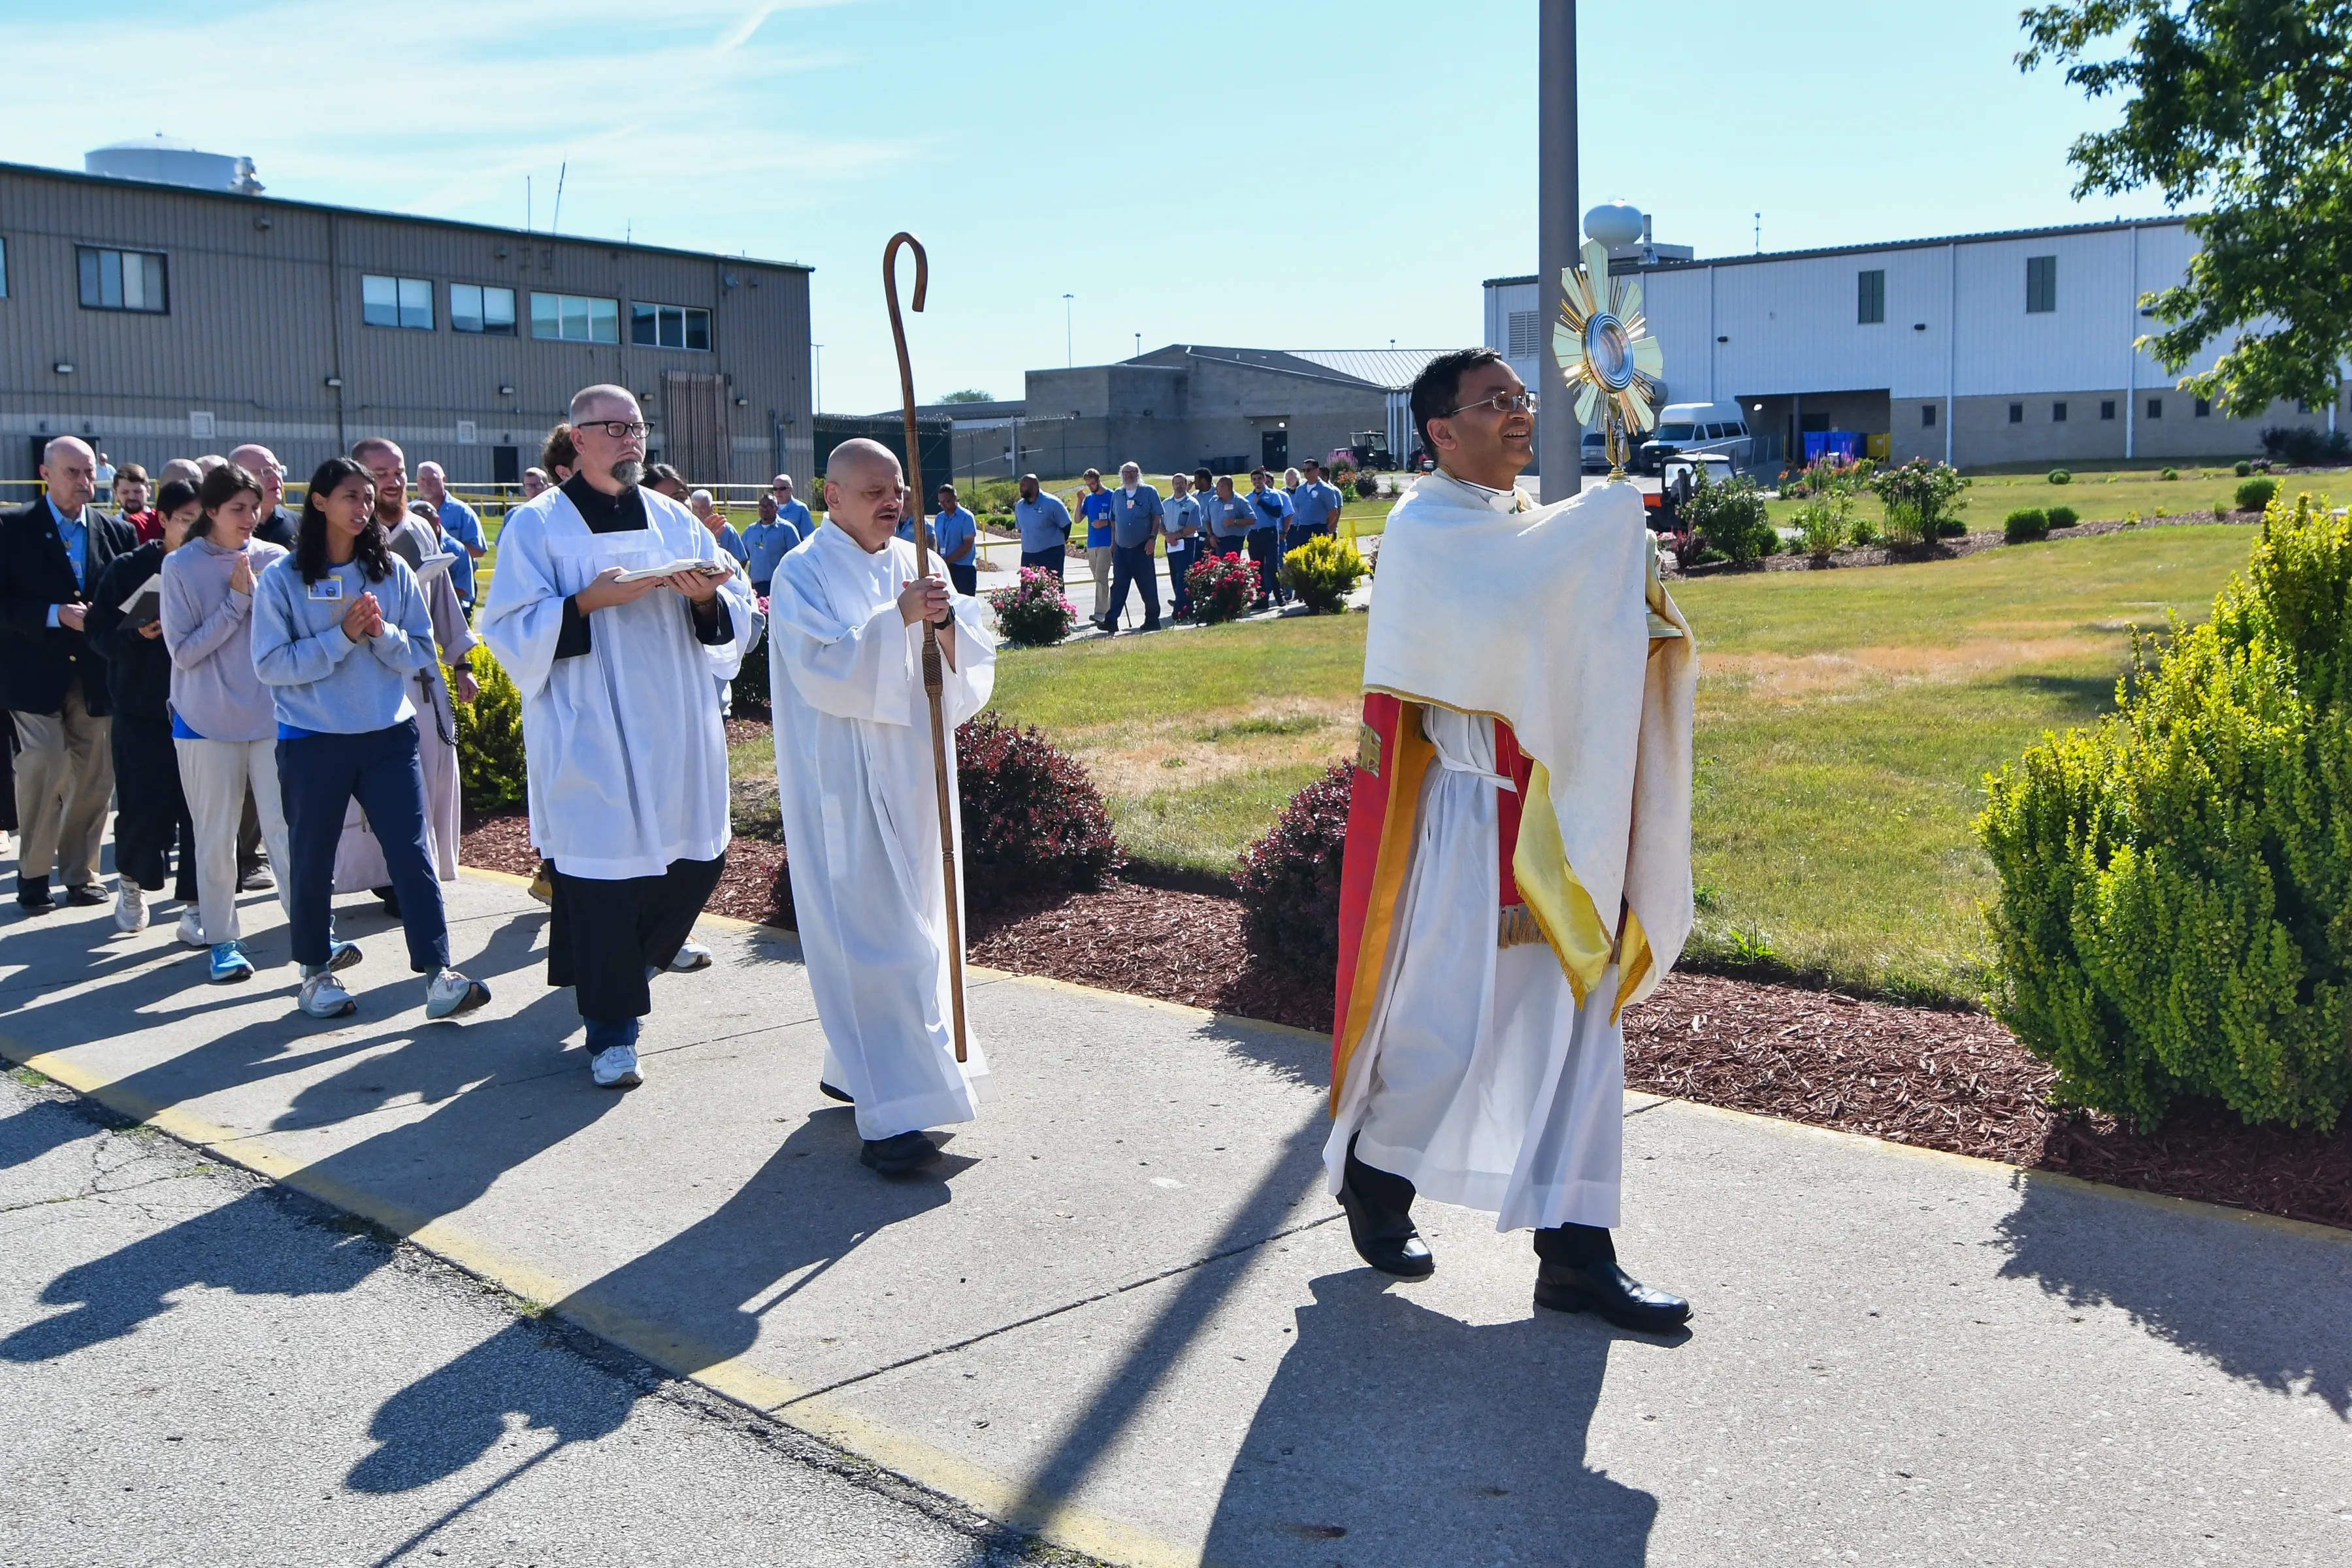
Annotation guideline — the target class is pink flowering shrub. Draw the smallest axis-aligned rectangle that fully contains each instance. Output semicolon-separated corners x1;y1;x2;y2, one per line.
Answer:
989;566;1077;647
1235;760;1353;979
1186;551;1256;625
955;711;1122;908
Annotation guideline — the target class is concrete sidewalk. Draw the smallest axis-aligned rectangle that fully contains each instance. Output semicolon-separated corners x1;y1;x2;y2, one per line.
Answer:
3;871;2348;1566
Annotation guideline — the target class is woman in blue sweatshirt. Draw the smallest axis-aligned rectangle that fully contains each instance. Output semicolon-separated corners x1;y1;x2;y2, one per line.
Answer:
250;457;491;1023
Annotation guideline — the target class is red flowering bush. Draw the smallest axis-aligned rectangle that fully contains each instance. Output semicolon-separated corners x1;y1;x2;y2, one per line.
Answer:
1186;551;1256;625
1235;760;1354;979
955;710;1122;909
988;566;1077;647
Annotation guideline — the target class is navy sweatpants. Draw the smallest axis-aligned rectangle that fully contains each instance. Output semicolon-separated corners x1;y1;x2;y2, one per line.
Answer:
277;720;448;973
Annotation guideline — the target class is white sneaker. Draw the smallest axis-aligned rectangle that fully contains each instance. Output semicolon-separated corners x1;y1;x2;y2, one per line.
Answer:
425;967;491;1020
591;1044;643;1088
668;939;712;973
175;910;206;949
114;883;147;934
299;971;357;1019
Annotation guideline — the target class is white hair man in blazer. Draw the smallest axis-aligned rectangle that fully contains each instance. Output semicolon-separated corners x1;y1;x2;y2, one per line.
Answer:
1;436;138;912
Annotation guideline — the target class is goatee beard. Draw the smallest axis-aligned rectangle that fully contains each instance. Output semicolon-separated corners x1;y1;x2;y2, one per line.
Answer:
611;459;644;489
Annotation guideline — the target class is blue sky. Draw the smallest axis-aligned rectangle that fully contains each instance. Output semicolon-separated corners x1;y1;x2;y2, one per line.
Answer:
6;1;2143;412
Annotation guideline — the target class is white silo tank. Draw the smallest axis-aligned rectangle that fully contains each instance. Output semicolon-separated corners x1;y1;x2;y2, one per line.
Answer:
85;135;263;194
1584;201;1644;248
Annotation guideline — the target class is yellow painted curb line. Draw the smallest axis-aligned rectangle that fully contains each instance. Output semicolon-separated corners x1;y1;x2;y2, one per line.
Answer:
3;1024;1198;1567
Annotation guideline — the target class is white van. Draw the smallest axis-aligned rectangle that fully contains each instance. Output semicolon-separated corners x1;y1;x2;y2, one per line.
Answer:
1637;401;1752;475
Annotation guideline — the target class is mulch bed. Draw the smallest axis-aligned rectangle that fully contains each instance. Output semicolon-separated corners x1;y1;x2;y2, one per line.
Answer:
455;838;2352;1232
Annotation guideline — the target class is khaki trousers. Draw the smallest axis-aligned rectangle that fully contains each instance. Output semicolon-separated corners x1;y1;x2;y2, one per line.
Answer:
175;737;293;946
11;687;114;892
1087;544;1114;621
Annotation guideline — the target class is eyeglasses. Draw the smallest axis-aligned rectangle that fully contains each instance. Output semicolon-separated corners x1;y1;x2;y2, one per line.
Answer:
581;420;652;440
1446;390;1540;417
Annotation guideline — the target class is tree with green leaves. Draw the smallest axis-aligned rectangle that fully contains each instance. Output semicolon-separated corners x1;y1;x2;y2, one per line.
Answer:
936;388;994;404
2019;2;2352;416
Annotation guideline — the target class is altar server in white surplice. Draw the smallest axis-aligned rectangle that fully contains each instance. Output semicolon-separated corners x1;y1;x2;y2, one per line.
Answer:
1326;348;1698;1333
478;385;755;1092
768;438;998;1176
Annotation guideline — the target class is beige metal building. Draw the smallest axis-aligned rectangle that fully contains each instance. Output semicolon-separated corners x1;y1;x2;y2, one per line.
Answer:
0;152;813;489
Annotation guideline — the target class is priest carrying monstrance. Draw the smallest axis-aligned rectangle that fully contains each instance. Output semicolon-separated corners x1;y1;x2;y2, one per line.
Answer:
1328;346;1697;1331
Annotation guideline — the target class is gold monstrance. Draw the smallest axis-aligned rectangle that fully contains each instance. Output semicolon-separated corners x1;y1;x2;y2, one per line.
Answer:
1552;238;1665;480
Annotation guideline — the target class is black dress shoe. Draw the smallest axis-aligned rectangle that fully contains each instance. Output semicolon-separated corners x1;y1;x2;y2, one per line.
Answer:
819;1081;854;1104
1337;1168;1434;1279
860;1131;939;1175
1533;1261;1691;1332
18;892;56;915
64;883;110;907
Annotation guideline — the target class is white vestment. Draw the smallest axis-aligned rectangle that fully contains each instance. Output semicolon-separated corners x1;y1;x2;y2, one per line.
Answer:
478;485;754;879
333;517;474;891
768;524;998;1142
1325;472;1695;1233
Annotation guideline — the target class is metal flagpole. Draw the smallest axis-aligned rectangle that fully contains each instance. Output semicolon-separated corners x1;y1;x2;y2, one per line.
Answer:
1537;0;1580;503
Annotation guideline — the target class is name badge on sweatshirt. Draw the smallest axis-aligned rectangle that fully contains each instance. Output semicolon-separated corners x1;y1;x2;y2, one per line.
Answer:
308;578;344;601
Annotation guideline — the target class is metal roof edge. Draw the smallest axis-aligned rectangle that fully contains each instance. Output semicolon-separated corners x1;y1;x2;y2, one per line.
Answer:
1641;214;2193;272
0;158;814;273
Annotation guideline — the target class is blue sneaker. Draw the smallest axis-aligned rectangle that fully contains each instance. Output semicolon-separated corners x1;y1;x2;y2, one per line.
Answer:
327;939;363;973
208;941;255;984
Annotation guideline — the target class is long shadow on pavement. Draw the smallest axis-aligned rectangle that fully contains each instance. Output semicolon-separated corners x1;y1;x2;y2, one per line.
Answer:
1995;1171;2352;1416
349;1108;956;1492
1202;1271;1656;1568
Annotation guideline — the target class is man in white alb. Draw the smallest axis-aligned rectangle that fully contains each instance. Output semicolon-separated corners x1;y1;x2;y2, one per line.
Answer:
479;385;755;1089
767;438;998;1175
1328;348;1697;1331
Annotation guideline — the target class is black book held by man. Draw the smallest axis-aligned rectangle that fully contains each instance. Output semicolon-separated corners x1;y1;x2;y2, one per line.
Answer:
117;572;163;629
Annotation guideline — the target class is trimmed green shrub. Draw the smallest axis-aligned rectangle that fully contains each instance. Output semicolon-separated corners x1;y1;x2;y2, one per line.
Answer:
2046;505;2079;529
1236;760;1352;979
1793;495;1850;557
1277;533;1368;613
2236;476;2279;512
1868;457;1970;544
1680;467;1776;563
2160;466;2178;481
1937;517;1968;538
732;623;772;710
2048;468;2072;485
955;711;1122;909
450;645;528;812
2003;508;2049;544
2235;459;2253;478
1976;493;2352;1130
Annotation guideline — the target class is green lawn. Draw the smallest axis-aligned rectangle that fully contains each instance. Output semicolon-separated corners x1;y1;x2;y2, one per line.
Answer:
986;522;2264;1002
1765;462;2348;534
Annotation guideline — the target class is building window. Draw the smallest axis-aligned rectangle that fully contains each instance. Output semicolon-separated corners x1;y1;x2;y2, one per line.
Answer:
2195;397;2212;417
1921;404;1936;428
630;302;711;351
1857;269;1886;325
78;246;169;314
2008;402;2023;425
2025;254;2057;314
2147;397;2163;419
2053;401;2068;422
532;291;619;343
1505;309;1541;357
450;283;517;336
2101;400;2116;420
363;274;433;331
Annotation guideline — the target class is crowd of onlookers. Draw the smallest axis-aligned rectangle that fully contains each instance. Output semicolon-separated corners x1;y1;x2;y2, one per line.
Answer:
1011;458;1346;634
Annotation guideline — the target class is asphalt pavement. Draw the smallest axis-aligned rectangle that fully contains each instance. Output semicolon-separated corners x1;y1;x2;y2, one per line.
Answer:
3;872;2349;1566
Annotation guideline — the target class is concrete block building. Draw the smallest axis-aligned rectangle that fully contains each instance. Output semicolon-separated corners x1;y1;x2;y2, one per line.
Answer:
1012;346;1441;480
0;148;813;490
1485;216;2345;470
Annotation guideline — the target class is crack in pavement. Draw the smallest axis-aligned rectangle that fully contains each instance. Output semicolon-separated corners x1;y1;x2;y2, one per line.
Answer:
772;1211;1345;1412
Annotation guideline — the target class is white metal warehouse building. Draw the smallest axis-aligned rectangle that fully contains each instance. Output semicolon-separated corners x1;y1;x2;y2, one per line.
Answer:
1484;216;2346;470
